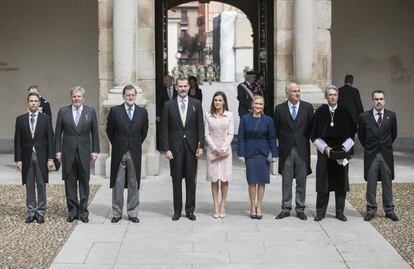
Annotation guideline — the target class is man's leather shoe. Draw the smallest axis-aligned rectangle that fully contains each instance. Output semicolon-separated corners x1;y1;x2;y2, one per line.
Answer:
172;214;181;221
111;216;122;223
129;217;139;223
26;216;36;223
364;213;375;221
385;213;399;221
66;216;77;223
296;212;307;220
36;215;45;224
80;217;89;223
186;213;196;221
314;215;325;221
275;211;290;219
336;214;347;221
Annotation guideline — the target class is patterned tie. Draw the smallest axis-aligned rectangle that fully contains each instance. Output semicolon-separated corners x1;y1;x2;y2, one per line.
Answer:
30;113;36;129
75;108;81;126
291;105;297;120
128;106;133;121
377;112;382;126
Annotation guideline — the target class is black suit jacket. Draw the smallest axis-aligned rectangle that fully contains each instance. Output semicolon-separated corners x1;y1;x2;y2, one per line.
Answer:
338;84;364;125
14;112;54;185
274;101;314;175
55;105;100;180
161;97;205;155
358;109;397;181
106;104;148;188
156;86;177;118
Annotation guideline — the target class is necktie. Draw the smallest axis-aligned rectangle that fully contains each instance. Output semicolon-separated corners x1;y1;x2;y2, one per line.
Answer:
180;100;186;113
168;87;172;99
75;108;81;126
30;113;36;129
128;106;133;121
377;112;382;126
291;105;297;120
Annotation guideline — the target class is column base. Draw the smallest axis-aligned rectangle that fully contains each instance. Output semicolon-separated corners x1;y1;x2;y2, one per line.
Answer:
298;84;325;109
94;153;109;176
103;152;160;179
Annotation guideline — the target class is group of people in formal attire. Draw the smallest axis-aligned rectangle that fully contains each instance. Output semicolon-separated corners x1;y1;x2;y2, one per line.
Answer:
14;73;399;225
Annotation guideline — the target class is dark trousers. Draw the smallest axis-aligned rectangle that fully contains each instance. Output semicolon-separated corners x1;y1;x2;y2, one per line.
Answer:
65;150;89;218
26;151;46;217
366;153;395;215
170;142;197;215
316;191;346;217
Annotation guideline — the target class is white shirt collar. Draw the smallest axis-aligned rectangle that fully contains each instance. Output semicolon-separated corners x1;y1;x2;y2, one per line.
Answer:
72;105;83;111
288;100;300;110
373;108;384;117
328;104;337;112
124;103;135;111
29;110;39;116
177;95;188;103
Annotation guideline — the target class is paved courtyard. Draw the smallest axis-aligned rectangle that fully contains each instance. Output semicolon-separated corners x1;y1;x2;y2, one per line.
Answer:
1;148;410;268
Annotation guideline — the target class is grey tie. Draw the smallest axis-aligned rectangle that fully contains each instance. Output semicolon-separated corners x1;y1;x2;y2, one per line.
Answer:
75;108;81;126
128;106;133;121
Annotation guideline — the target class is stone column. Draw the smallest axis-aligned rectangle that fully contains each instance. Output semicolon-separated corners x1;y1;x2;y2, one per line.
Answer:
293;0;324;106
105;0;143;105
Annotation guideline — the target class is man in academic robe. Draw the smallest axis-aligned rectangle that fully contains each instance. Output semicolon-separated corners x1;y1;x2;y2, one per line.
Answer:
106;85;149;223
358;90;399;222
14;92;55;224
311;85;356;222
274;82;314;220
161;76;204;221
55;86;100;223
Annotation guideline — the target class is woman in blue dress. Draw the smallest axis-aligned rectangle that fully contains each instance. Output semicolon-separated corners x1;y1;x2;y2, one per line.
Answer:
238;95;278;219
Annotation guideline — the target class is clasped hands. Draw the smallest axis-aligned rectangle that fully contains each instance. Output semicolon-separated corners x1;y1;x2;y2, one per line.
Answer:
165;148;204;160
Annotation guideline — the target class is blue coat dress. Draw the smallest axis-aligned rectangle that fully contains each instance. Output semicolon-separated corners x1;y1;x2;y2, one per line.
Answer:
238;114;278;184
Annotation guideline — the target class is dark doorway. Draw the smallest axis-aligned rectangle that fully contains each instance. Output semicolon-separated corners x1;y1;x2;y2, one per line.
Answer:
155;0;274;114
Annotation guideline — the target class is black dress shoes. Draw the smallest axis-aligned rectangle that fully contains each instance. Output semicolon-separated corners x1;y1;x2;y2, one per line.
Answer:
26;216;36;223
314;215;325;221
36;215;45;224
66;216;77;223
111;216;122;223
275;211;290;219
364;213;375;221
385;213;399;221
80;216;89;223
296;212;307;220
336;214;347;222
172;214;181;221
129;217;140;223
186;213;196;221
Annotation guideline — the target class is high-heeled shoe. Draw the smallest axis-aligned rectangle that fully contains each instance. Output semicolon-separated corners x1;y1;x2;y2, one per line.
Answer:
219;209;225;218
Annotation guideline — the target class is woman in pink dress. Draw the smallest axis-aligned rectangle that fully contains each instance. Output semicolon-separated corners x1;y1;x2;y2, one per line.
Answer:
205;92;234;218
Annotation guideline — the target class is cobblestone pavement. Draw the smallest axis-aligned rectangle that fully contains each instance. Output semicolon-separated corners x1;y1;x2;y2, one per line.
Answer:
347;183;414;268
0;185;99;269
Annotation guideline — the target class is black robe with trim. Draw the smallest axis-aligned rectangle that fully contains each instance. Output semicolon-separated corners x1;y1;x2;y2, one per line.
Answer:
310;104;356;193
